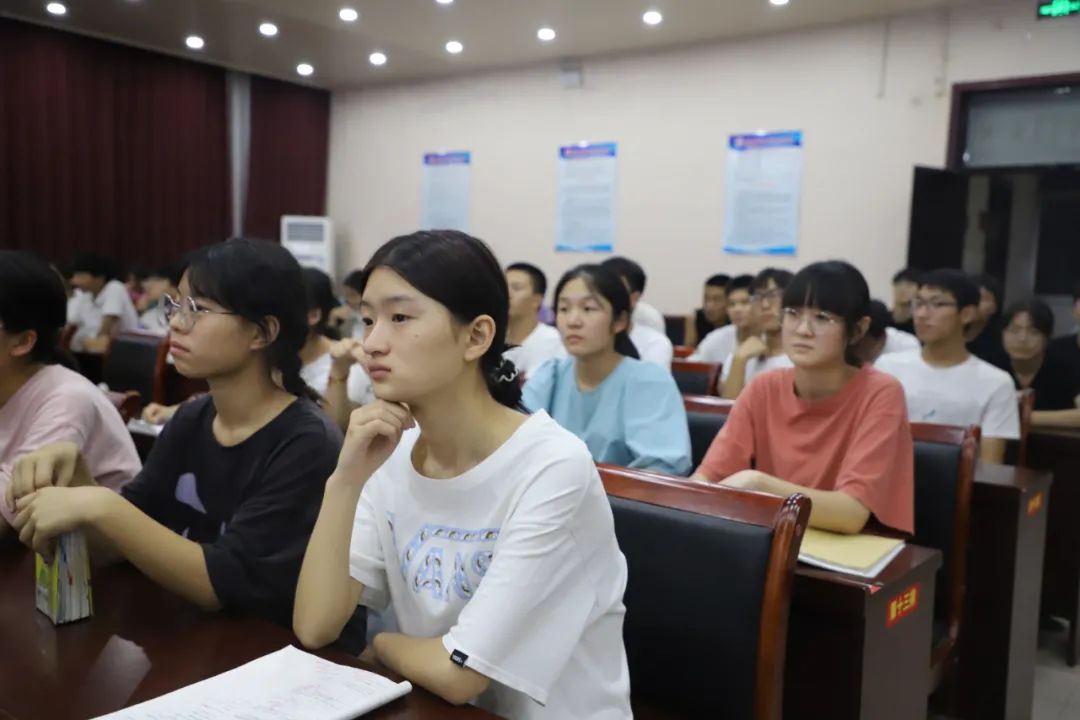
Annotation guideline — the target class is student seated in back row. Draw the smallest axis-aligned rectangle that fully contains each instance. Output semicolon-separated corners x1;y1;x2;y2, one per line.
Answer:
600;257;673;368
502;262;566;379
8;239;365;650
852;300;921;365
683;273;730;348
523;264;691;476
66;252;141;353
876;269;1019;464
1001;299;1080;427
693;261;914;535
721;268;795;399
0;251;141;540
689;274;754;363
293;230;632;718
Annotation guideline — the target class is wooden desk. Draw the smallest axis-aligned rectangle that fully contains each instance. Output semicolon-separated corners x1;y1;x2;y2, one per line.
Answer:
1028;428;1080;665
0;548;497;720
956;463;1051;720
784;546;941;720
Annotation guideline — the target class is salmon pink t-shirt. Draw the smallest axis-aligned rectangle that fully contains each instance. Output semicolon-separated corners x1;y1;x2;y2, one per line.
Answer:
696;365;914;534
0;364;140;525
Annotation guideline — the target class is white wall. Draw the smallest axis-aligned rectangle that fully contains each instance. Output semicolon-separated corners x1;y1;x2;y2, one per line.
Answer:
327;2;1080;313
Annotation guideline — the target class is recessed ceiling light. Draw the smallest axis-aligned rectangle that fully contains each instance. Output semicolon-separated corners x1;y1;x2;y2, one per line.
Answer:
339;7;358;22
297;62;314;77
537;27;556;42
45;2;66;16
435;0;454;5
445;40;464;54
259;22;278;37
770;0;789;5
369;51;387;66
185;35;205;50
642;10;663;26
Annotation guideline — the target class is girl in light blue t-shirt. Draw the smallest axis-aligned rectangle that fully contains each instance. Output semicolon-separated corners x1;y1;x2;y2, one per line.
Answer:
523;264;691;476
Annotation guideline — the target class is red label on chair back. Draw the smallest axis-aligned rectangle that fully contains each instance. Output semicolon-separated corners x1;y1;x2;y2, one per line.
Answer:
886;583;920;627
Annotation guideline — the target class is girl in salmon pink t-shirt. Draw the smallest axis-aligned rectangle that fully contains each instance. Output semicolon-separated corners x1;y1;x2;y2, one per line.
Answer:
692;261;914;535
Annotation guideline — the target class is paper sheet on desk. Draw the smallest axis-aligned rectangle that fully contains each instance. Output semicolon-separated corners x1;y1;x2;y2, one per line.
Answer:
92;645;412;720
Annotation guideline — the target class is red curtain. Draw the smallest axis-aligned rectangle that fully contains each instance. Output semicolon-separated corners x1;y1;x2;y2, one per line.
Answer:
0;19;229;268
243;75;330;241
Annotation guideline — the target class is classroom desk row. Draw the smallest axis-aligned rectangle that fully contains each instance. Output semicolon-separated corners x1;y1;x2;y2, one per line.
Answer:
0;548;498;720
4;425;1061;720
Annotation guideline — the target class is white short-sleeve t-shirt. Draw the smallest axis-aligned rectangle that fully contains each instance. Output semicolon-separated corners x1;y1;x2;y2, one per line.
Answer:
632;301;665;334
71;280;140;350
503;323;567;379
720;351;794;385
300;353;374;405
875;350;1020;440
882;327;921;356
629;324;673;368
689;324;736;364
348;412;632;720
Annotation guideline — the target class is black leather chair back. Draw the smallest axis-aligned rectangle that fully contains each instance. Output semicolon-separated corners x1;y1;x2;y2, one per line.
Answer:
102;333;163;408
673;368;711;396
687;411;728;469
610;495;772;718
912;438;962;631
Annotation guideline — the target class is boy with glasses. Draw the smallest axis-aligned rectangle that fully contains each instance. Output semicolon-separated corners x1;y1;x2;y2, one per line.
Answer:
876;269;1019;463
720;268;794;399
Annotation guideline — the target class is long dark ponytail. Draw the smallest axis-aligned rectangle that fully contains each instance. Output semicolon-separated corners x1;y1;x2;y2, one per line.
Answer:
554;264;640;359
359;230;523;409
185;239;320;403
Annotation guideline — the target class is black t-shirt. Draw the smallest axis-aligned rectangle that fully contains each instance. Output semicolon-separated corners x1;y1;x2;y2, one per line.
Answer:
694;309;725;346
121;395;366;649
967;317;1010;371
1035;335;1080;411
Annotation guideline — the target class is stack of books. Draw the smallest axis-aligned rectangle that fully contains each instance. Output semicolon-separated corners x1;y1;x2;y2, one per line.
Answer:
798;528;906;579
35;532;93;624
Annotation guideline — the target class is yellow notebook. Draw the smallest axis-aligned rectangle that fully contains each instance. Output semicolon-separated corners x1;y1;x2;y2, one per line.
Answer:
798;528;905;579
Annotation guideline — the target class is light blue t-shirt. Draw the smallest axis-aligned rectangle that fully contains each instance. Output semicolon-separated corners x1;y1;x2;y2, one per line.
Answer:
522;357;692;476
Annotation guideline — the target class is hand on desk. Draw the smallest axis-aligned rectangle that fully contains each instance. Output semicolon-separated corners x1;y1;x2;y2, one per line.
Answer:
5;441;94;512
81;336;111;354
142;402;179;424
12;486;109;559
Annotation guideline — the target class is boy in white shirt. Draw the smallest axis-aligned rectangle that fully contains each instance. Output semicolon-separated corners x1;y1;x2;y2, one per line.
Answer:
690;275;754;363
853;300;921;365
503;263;566;378
600;257;666;334
68;253;140;353
876;269;1019;464
600;257;673;368
721;268;794;399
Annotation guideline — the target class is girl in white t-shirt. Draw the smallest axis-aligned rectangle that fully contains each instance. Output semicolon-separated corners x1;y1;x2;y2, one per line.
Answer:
294;230;632;719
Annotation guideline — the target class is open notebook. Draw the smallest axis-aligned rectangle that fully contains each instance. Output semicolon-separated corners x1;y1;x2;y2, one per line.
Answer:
93;645;412;720
797;528;906;579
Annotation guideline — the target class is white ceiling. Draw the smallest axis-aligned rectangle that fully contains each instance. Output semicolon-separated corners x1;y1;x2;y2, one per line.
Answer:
2;0;980;89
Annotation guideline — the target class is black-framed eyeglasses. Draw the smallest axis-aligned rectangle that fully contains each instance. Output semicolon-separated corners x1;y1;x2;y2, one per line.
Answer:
162;294;236;331
909;299;958;312
751;288;784;305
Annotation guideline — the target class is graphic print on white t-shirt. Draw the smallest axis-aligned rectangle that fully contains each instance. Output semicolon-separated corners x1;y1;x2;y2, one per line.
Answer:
348;412;632;719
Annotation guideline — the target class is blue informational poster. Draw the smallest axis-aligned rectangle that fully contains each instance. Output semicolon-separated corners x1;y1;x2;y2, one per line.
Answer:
556;142;617;253
422;151;471;232
722;131;803;256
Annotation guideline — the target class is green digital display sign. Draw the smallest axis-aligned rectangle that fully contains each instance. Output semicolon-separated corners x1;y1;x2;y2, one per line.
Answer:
1038;0;1080;18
